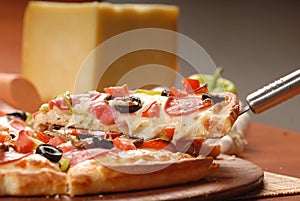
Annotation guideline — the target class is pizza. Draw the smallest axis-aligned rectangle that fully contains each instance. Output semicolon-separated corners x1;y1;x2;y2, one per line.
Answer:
0;78;239;196
34;78;239;155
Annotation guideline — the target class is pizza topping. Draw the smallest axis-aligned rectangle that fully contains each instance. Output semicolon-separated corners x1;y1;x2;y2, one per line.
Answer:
0;131;12;143
89;102;115;125
47;135;66;147
182;78;200;92
14;130;36;153
134;89;162;96
34;131;51;143
156;126;175;141
64;148;109;167
113;96;142;113
6;111;34;128
191;84;209;94
93;137;114;149
36;144;63;162
0;143;10;152
59;157;69;172
141;101;160;118
161;89;170;97
202;93;226;104
113;137;137;150
138;138;176;152
48;92;91;111
169;87;188;97
0;152;30;164
164;96;212;116
104;84;130;97
9;119;27;131
7;112;27;121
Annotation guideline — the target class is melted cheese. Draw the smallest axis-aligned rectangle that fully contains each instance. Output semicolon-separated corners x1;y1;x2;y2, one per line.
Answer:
0;154;60;172
95;149;193;166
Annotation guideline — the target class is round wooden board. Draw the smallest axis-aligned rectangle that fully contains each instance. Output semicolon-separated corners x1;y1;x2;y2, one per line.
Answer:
1;155;264;201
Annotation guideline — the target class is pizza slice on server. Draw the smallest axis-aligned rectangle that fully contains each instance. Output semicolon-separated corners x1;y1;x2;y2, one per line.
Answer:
0;78;239;196
34;78;239;156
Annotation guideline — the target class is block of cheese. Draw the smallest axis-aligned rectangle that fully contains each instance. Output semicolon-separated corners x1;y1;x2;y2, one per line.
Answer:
22;1;179;103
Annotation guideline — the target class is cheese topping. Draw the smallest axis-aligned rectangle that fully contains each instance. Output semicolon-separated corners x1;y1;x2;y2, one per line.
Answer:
0;154;60;172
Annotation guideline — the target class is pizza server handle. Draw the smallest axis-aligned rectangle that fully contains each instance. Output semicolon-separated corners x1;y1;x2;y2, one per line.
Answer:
240;68;300;115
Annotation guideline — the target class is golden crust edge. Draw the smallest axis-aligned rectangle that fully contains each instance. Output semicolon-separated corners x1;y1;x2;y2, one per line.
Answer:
0;168;66;196
66;156;218;196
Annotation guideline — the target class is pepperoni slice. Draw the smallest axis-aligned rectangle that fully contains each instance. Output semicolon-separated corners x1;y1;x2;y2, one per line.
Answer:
164;96;212;116
0;152;30;165
89;102;115;125
63;148;109;167
104;84;130;97
49;94;90;110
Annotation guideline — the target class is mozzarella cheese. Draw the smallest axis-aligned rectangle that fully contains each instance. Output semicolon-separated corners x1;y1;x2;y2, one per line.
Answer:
22;2;179;102
34;92;234;143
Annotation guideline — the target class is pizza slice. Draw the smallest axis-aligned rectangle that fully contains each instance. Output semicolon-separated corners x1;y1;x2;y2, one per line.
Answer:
33;78;239;156
0;118;218;196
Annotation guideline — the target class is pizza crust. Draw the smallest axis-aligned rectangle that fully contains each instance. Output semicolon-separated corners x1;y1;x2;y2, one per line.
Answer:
0;154;66;196
66;156;219;196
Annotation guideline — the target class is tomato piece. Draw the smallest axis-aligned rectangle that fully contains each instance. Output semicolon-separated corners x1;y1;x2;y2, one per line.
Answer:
142;101;160;118
138;139;176;152
193;84;209;94
104;84;130;97
0;110;6;117
113;137;137;151
182;78;200;92
14;130;36;153
89;102;115;125
47;136;66;146
0;132;10;143
156;127;175;141
34;131;51;143
103;133;123;140
165;96;212;116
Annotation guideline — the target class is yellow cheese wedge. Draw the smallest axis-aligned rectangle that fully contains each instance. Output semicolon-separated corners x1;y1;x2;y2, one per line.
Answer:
22;1;179;103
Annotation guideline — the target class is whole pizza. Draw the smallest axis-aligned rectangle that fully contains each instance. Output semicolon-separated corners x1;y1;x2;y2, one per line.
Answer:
0;78;239;196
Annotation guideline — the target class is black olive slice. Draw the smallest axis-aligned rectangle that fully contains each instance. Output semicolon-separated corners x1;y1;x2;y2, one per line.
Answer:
202;94;225;104
114;96;142;113
92;137;114;149
78;133;94;139
36;144;63;163
7;112;27;121
161;89;170;97
104;95;114;101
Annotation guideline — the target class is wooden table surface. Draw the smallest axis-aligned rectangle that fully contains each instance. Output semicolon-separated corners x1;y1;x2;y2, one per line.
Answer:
239;121;300;200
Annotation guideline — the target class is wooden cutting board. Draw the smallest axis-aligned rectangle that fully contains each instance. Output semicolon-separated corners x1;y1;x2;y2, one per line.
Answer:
1;155;264;201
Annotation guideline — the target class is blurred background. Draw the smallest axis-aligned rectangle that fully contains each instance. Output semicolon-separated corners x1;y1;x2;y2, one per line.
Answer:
0;0;299;131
